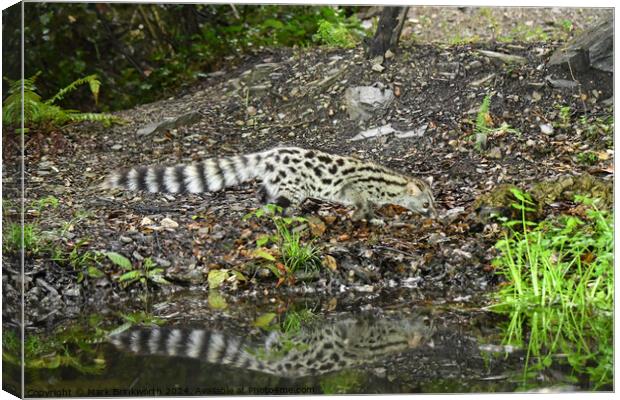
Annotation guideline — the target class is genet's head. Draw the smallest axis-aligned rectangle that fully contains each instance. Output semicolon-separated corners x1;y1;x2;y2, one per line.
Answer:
396;177;437;218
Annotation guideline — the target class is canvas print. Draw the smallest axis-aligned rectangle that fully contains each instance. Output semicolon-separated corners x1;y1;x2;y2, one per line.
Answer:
1;2;614;396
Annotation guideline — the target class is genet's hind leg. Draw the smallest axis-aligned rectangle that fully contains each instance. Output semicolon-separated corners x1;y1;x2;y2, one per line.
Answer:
341;184;374;221
259;183;304;216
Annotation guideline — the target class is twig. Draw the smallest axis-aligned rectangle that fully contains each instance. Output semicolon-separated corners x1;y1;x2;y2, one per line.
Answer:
230;4;240;19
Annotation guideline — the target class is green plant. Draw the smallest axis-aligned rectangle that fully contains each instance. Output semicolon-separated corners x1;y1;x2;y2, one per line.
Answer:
108;253;169;288
3;320;108;374
31;195;59;212
556;105;572;129
576;151;598;165
3;223;41;254
492;191;612;310
489;191;613;389
281;308;317;333
244;204;321;286
2;72;120;131
312;17;361;48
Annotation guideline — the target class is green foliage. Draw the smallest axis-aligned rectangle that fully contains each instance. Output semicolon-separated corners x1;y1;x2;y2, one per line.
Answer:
320;370;365;394
490;191;613;389
498;23;549;43
2;72;120;131
556;104;572;129
3;223;41;254
31;195;60;212
475;93;492;136
114;256;169;288
492;192;613;310
3;319;108;374
312;15;362;48
119;311;164;326
244;204;321;286
281;309;317;333
576;151;598;165
5;4;366;111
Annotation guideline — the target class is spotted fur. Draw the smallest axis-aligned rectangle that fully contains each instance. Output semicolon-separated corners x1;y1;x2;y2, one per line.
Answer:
103;147;438;219
109;316;431;378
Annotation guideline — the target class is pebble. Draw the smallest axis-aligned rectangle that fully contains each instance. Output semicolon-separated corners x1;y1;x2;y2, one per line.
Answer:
540;123;554;135
111;144;123;151
160;217;179;229
154;257;171;268
371;63;385;72
119;235;133;244
526;139;536;147
132;251;144;261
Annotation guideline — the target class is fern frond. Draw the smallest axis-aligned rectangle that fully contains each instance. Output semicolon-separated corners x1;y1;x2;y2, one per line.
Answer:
46;74;101;105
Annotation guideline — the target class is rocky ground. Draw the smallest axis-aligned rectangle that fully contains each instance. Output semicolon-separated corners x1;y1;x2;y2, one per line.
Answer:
2;7;613;331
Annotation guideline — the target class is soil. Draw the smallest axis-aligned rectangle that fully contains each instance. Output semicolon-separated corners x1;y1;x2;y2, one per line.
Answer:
2;7;613;332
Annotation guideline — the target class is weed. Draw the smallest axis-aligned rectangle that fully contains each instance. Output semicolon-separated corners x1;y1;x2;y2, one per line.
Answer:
556;105;572;129
490;190;613;389
281;309;317;333
576;151;598;165
3;321;108;374
500;23;549;43
2;72;121;132
31;195;59;212
110;254;169;288
244;204;321;286
3;223;41;254
118;311;164;326
312;17;362;48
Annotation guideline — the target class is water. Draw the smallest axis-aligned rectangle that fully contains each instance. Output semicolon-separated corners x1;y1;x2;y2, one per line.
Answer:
3;290;610;395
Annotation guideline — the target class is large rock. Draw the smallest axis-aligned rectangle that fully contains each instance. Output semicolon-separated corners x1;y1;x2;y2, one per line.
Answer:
546;16;613;99
548;17;613;74
344;85;395;121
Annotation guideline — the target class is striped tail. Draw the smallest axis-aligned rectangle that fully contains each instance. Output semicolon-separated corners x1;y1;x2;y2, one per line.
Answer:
109;327;270;373
102;151;269;194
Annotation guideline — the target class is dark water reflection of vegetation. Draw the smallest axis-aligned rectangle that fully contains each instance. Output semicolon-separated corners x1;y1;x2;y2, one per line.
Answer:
2;293;613;395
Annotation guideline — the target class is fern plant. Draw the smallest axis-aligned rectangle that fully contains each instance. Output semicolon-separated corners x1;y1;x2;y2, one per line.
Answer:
2;72;121;132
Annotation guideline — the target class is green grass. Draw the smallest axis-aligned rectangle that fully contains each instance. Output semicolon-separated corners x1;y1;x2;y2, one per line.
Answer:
490;189;613;389
244;204;321;285
3;223;41;254
492;192;612;310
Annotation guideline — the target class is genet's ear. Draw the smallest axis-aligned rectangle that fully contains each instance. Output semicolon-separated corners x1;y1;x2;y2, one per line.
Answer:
407;181;422;195
424;176;434;187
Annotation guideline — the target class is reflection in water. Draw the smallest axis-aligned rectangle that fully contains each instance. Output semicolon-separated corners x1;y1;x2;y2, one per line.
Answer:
110;314;433;378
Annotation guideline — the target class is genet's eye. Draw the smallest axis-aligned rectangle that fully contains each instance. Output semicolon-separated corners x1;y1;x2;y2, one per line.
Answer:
422;202;429;209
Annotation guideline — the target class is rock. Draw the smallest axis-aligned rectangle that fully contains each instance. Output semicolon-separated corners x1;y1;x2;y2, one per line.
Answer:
241;62;280;84
545;77;580;90
154;257;171;268
540;123;554;135
344;85;395;121
548;17;613;74
371;63;385;72
487;147;502;159
246;106;257;116
470;73;495;87
526;139;536;147
160;217;179;229
478;50;527;65
350;124;397;141
119;235;133;244
111;144;122;151
137;111;201;136
140;217;154;226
